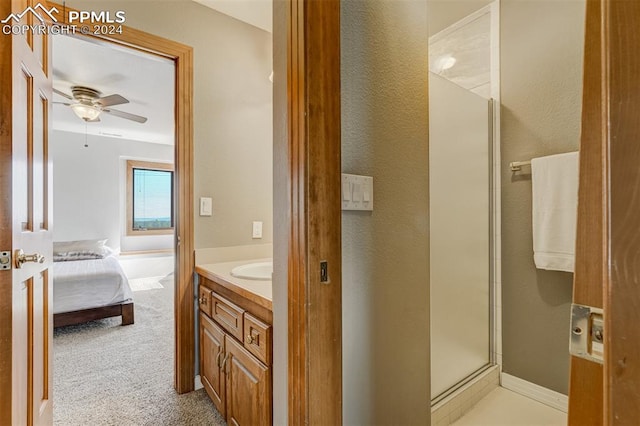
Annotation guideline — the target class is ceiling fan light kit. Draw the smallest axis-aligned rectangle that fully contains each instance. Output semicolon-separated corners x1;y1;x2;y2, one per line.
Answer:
70;103;101;121
53;85;148;124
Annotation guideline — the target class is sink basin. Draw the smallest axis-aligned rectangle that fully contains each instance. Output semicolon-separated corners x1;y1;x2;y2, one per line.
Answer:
230;261;273;281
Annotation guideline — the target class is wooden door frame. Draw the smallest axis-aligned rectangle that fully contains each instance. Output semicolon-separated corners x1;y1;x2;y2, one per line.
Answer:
0;0;14;416
569;0;640;423
46;3;196;394
285;0;342;423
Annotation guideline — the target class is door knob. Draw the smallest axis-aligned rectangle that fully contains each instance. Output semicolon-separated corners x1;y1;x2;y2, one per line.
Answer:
15;249;45;268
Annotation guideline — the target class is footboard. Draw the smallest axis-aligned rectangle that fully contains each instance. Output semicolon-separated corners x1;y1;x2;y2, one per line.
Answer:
54;302;135;328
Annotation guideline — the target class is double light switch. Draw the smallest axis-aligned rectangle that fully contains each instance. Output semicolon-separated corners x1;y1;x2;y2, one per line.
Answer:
342;173;373;211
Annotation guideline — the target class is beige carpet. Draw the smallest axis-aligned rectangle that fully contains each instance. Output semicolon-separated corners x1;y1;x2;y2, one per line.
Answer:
53;274;226;425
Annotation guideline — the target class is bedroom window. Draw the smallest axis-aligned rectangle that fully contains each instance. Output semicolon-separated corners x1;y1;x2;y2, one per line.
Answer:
126;160;174;236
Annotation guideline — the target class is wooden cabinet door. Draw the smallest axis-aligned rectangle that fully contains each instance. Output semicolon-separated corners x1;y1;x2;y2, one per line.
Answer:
200;313;226;417
0;1;54;424
225;337;272;426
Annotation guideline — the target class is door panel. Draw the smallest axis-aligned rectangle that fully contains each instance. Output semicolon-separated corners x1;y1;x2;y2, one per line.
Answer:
12;279;29;426
200;313;226;417
1;1;54;423
604;1;640;421
225;337;271;426
33;92;46;231
31;270;51;423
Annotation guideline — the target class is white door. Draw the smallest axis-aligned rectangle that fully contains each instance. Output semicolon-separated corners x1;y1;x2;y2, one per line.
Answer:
0;2;54;424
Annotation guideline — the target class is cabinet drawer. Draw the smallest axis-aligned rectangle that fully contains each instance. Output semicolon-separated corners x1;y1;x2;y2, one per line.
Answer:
198;286;211;317
243;313;272;365
211;293;245;341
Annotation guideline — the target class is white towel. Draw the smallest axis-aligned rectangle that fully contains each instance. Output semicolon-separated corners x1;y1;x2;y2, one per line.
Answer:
531;151;579;272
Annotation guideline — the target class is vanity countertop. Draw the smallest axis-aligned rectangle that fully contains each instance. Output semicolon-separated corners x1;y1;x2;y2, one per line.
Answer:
195;258;272;310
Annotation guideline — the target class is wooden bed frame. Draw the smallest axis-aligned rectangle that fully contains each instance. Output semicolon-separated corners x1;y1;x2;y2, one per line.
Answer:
53;302;135;328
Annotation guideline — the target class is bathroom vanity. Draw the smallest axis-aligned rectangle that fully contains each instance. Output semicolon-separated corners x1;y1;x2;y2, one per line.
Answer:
196;260;273;425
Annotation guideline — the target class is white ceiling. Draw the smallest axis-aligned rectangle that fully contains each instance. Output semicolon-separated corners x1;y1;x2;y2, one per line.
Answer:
194;0;272;33
429;11;491;98
428;0;493;36
52;35;175;145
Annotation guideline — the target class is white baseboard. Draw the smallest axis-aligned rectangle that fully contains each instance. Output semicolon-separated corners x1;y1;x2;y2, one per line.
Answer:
194;375;204;390
500;373;568;413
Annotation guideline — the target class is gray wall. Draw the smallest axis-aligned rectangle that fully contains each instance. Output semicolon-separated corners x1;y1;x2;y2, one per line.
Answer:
50;130;174;252
501;0;585;394
68;0;273;250
341;1;430;424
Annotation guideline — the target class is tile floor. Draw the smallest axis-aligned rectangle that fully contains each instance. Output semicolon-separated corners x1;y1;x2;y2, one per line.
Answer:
452;387;567;426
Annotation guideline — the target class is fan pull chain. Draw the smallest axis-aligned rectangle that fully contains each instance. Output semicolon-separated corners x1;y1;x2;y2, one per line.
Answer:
84;122;89;148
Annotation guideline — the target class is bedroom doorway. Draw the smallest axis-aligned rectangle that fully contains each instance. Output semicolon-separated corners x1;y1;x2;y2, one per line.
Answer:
47;1;196;398
49;33;180;421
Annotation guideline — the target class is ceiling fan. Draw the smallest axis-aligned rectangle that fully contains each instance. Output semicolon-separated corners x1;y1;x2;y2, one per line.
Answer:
53;86;148;124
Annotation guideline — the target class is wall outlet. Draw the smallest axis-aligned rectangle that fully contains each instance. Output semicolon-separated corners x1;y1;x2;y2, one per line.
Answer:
252;221;263;239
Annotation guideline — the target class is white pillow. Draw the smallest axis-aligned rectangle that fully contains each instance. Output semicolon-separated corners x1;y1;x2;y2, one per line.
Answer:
53;239;109;262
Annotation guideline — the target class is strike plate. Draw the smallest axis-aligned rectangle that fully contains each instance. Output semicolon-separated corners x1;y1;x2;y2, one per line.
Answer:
0;251;11;270
570;303;603;364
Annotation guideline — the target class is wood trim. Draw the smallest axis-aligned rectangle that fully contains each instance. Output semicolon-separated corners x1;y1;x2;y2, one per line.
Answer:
0;0;12;415
196;266;273;311
603;0;640;422
287;0;342;423
126;160;174;171
198;275;273;324
568;1;604;423
125;159;175;236
47;2;195;394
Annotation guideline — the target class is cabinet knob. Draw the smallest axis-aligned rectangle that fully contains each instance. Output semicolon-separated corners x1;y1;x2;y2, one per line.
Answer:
199;297;207;305
246;334;255;344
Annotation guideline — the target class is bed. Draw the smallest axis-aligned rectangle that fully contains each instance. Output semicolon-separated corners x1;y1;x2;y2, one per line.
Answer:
53;240;134;328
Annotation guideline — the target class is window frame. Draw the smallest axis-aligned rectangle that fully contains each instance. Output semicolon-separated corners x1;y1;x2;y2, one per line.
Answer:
126;159;175;236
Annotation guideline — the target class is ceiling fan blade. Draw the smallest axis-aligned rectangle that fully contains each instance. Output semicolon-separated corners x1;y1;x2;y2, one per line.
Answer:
103;108;147;123
96;94;129;107
53;88;73;100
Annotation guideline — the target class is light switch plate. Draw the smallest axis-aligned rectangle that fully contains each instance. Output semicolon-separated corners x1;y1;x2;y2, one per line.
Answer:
200;197;212;216
252;221;263;239
341;173;373;211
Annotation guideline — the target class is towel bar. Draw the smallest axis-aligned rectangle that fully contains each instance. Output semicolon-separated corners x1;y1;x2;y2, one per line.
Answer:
510;160;531;171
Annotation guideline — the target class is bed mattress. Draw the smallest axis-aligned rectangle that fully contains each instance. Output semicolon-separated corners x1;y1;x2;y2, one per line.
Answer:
53;255;133;314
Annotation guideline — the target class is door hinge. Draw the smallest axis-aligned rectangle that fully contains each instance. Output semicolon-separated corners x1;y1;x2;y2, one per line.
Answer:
570;303;603;364
0;251;11;270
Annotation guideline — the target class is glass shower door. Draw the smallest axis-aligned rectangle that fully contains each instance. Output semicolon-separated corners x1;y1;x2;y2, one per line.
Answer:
429;72;491;400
